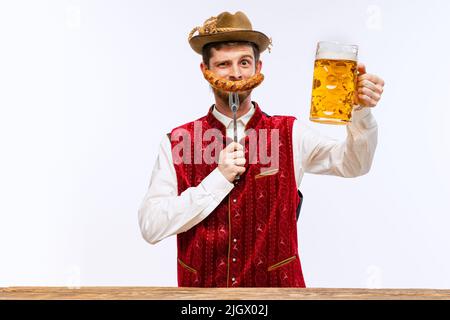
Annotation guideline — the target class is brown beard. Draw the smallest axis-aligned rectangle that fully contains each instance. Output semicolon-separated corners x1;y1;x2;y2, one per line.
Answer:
212;87;252;106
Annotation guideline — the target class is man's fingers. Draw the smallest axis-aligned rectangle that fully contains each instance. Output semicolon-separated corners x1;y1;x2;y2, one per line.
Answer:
235;150;245;158
357;94;377;107
358;74;385;87
358;86;381;101
227;142;244;151
227;150;244;160
234;157;246;166
223;150;245;165
358;79;383;94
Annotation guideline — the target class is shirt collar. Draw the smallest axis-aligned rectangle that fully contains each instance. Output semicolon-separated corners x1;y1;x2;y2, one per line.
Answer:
212;103;255;128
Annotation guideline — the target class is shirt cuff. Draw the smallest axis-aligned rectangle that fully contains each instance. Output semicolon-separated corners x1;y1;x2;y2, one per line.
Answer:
350;107;377;130
200;167;234;203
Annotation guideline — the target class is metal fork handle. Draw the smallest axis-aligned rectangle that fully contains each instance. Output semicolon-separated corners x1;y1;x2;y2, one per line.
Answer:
229;93;240;180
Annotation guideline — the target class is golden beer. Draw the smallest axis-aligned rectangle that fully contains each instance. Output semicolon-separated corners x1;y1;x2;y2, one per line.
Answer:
310;42;358;125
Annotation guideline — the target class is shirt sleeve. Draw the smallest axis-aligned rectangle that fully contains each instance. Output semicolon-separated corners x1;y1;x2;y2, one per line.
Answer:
295;107;378;177
138;135;234;245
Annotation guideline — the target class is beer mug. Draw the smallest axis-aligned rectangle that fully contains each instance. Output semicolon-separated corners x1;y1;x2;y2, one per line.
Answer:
310;41;358;125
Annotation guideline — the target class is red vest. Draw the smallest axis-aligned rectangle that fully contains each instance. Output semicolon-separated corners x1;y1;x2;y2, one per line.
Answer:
169;102;305;287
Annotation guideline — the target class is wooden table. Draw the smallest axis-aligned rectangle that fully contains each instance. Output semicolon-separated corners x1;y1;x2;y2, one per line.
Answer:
1;287;450;300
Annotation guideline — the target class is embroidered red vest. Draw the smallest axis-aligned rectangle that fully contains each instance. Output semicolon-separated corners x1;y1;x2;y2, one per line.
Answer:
169;102;305;287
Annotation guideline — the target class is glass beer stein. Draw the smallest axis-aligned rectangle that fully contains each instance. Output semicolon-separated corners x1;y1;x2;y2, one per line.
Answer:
310;41;358;125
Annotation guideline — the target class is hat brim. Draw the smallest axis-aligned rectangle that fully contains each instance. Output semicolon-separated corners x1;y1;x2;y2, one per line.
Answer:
189;30;270;54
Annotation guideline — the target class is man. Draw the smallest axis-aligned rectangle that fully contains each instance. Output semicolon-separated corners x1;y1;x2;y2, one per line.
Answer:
138;11;384;287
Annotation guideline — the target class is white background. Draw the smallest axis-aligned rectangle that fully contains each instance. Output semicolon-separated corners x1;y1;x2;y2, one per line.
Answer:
1;0;449;288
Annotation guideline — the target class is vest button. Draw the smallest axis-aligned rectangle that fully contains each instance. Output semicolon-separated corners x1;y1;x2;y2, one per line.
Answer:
232;198;237;203
231;277;236;282
232;258;236;262
233;238;237;243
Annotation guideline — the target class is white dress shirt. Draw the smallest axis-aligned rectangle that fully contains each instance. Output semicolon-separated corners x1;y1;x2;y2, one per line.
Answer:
138;105;378;244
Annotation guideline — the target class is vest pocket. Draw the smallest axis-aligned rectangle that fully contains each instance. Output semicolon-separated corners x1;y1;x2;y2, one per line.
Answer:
254;168;279;180
267;255;297;272
177;258;197;274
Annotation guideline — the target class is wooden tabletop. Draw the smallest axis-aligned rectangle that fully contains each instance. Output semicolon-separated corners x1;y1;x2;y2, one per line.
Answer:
1;287;450;300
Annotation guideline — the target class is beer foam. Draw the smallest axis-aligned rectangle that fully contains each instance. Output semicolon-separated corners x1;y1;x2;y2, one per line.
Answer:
316;51;357;61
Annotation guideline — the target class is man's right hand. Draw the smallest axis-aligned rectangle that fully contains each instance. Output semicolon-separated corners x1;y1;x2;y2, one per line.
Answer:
218;142;246;183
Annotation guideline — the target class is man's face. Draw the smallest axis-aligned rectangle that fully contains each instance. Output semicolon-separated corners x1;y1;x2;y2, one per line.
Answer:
201;44;262;104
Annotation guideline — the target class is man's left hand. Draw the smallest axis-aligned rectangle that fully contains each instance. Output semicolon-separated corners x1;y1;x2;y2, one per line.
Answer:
356;63;385;108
